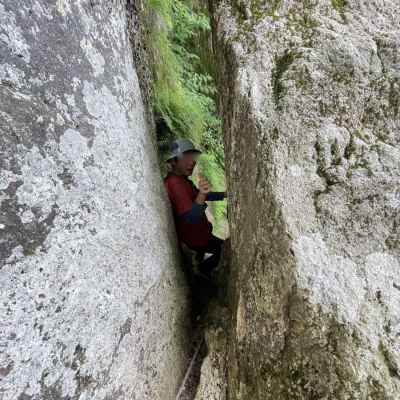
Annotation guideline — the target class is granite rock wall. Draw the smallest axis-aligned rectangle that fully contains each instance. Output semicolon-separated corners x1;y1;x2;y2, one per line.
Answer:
206;1;400;398
0;1;190;399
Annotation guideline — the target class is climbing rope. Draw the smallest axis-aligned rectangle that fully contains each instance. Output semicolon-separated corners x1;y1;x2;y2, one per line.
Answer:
175;337;205;400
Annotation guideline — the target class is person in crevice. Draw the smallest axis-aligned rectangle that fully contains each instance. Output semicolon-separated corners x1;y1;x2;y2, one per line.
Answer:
164;138;226;277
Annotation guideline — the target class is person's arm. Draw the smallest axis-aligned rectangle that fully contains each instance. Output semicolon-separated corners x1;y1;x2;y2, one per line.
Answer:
180;202;208;224
183;190;227;223
167;178;209;224
206;192;226;201
179;176;212;224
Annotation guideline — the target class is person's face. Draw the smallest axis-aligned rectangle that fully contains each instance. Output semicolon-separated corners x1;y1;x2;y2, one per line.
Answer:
172;151;199;176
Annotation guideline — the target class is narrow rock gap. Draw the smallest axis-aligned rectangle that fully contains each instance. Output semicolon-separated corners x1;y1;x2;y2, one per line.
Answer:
141;1;231;397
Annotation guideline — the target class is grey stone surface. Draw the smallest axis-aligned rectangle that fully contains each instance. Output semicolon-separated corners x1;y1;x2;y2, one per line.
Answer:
0;1;190;399
209;0;400;398
194;303;228;400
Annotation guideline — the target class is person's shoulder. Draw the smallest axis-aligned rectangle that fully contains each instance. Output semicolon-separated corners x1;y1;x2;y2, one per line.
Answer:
164;173;186;187
165;173;180;183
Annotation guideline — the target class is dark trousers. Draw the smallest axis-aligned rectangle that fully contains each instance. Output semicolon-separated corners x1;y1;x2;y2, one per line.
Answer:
189;235;224;274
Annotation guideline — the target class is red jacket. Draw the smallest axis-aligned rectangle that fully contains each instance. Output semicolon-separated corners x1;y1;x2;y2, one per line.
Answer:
164;173;213;248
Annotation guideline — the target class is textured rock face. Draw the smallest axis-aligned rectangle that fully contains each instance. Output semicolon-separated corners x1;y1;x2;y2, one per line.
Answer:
210;1;400;398
0;1;189;399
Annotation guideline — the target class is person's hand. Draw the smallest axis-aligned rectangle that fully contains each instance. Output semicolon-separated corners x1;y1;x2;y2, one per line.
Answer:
198;175;211;195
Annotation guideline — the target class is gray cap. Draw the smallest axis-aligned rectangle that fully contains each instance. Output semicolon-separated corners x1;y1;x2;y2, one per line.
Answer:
165;138;202;161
